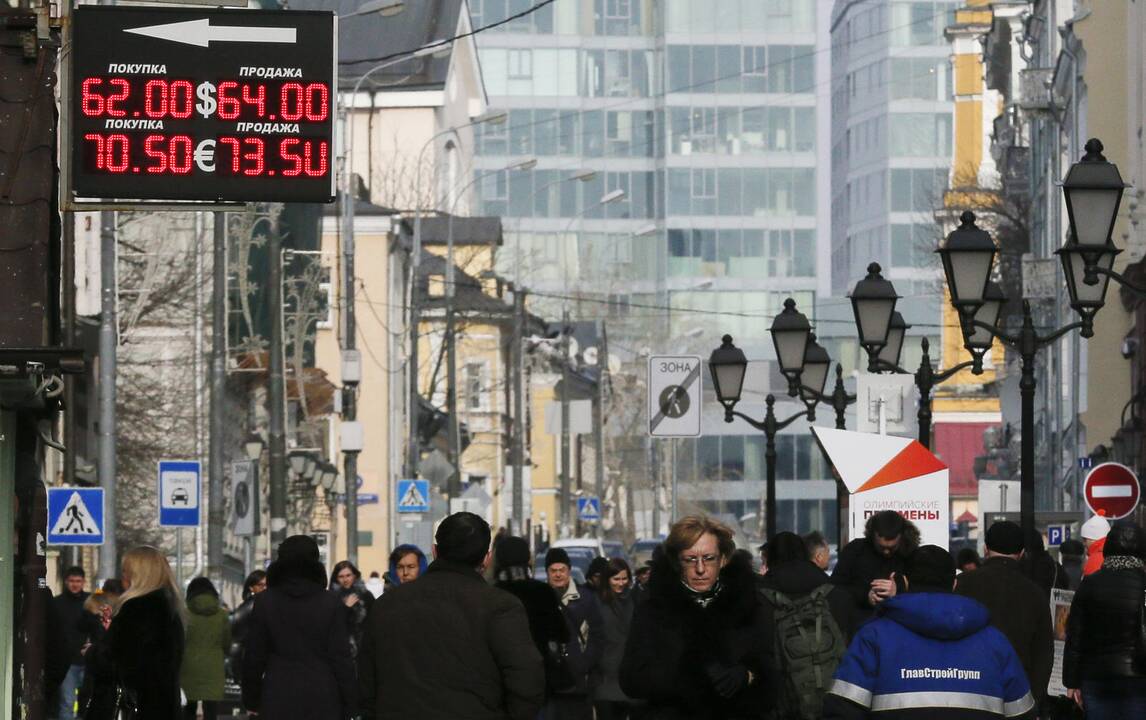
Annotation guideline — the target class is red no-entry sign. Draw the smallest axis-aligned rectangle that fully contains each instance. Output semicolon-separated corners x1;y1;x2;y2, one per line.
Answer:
1083;462;1141;520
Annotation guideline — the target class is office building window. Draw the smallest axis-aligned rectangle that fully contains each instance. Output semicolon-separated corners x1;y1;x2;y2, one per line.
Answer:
889;112;952;157
508;49;532;79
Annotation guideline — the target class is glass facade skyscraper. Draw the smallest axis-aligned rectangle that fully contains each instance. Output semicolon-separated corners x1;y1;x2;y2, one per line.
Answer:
472;0;837;536
830;0;957;304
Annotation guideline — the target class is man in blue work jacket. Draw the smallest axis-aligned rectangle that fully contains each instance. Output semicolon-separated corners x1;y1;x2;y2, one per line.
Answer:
823;544;1036;719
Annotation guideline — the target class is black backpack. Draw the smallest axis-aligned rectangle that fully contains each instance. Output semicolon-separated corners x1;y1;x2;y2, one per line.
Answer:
759;584;847;720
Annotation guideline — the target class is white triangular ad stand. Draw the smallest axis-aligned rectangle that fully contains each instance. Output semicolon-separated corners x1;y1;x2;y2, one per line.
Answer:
399;483;427;509
51;492;100;535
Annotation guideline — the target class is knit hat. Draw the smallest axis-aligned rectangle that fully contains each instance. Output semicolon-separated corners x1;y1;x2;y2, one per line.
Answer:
985;521;1024;555
495;536;531;569
545;547;571;569
1081;514;1112;541
277;534;321;563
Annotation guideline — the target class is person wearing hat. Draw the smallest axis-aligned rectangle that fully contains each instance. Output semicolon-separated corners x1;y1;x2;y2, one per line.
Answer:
1081;513;1111;577
241;535;358;720
955;521;1054;705
494;537;570;699
824;546;1035;720
544;547;604;720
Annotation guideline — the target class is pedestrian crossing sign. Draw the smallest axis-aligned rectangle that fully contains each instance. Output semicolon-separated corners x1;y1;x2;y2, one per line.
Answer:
397;479;431;513
578;496;601;523
47;487;105;546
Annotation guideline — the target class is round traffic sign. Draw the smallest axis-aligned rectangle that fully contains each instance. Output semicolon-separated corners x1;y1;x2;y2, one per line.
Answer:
1083;462;1141;520
658;385;690;419
233;481;251;519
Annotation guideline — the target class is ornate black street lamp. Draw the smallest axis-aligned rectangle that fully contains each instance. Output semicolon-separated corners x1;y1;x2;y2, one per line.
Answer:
850;263;901;372
937;209;1109;552
709;314;856;538
848;247;995;448
710;334;814;538
770;298;813;396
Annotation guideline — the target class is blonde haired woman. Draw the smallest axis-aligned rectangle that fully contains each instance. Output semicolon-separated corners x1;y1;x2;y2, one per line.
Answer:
87;546;185;720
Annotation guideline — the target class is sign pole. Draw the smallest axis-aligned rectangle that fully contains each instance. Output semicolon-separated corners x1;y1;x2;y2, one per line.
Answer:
176;528;183;588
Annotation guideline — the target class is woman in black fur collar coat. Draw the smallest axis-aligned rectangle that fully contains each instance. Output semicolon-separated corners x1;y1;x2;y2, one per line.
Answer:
620;517;777;720
86;546;185;720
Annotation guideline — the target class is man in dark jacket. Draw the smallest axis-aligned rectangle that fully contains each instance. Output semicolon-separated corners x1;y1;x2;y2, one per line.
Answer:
1059;539;1086;590
493;536;570;696
823;545;1036;720
831;511;918;635
620;515;777;719
955;521;1054;702
759;533;852;720
51;566;90;720
242;535;358;720
544;547;605;720
1020;528;1070;597
359;512;545;720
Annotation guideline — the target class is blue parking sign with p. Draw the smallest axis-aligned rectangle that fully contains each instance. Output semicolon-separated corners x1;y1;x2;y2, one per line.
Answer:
1047;525;1069;547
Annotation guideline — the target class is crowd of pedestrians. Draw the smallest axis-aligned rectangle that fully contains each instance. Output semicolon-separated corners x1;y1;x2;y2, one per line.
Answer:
43;507;1146;719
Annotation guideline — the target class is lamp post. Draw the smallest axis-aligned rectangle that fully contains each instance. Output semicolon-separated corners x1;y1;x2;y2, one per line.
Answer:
849;263;901;373
708;328;839;538
1059;139;1131;296
847;259;994;449
936;210;1110;553
243;434;265;574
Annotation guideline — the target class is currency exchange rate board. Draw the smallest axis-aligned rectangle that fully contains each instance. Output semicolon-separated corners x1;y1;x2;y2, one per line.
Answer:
71;7;336;202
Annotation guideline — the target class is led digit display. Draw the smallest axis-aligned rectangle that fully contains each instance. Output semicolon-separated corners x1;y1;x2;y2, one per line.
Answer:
71;7;336;202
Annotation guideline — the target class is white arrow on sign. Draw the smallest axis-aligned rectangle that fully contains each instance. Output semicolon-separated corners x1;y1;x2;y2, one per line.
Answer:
125;19;297;48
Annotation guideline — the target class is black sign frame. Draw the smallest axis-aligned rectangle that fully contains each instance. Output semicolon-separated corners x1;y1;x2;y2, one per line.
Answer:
69;6;337;204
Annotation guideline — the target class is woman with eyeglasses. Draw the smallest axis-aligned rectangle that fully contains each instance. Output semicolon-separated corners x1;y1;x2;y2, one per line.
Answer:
620;516;777;719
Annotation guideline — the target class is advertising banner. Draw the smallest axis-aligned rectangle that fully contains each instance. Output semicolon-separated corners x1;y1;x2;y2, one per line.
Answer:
812;427;950;547
1048;589;1074;697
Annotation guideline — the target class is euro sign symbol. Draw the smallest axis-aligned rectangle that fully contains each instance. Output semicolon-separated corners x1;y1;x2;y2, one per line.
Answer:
194;139;216;173
196;81;217;118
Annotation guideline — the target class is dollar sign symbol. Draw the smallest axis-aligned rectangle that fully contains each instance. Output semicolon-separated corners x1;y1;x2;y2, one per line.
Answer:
196;81;217;118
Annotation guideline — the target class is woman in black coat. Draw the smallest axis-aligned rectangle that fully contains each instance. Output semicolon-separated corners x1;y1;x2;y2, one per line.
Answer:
594;558;637;720
227;570;267;682
328;560;373;658
242;535;358;720
1063;521;1146;717
620;516;777;720
86;547;185;720
492;536;570;696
